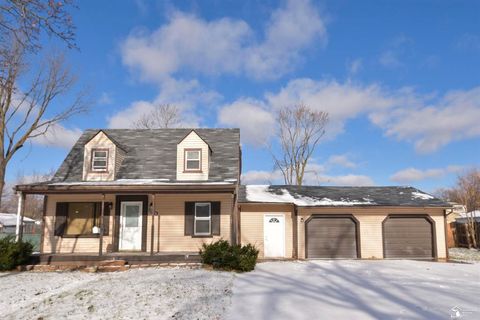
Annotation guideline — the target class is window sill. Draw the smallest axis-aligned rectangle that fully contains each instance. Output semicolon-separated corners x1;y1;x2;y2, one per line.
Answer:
192;235;214;238
61;234;101;238
183;170;203;173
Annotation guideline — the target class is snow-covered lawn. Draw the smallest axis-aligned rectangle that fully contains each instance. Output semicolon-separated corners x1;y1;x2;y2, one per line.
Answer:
449;247;480;262
0;267;234;320
2;261;479;320
227;260;480;320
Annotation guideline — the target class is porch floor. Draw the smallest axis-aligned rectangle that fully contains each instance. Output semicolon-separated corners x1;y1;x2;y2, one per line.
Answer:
30;252;200;266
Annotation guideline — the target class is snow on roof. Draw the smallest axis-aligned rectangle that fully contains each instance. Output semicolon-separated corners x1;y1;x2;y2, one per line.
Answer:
0;213;36;227
245;185;375;206
411;191;435;200
239;185;450;207
459;210;480;218
48;179;235;186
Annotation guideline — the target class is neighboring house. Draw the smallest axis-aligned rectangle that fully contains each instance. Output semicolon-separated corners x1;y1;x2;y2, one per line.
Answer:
454;210;480;248
15;128;451;262
0;213;38;234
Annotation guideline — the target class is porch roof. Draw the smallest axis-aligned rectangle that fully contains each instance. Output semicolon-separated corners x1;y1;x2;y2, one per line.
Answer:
15;179;237;194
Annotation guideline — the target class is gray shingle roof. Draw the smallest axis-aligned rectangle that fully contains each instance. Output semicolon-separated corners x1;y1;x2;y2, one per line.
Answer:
52;128;240;183
238;185;451;207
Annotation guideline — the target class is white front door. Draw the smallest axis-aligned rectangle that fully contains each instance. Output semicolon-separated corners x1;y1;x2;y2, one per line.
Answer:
264;214;285;258
119;201;143;251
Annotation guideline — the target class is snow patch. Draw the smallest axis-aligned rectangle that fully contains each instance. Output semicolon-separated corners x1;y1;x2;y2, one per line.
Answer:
411;191;434;200
49;179;235;186
245;185;375;206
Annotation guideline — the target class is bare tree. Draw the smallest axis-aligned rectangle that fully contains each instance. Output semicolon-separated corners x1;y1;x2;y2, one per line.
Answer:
440;168;480;248
0;44;87;203
0;0;76;54
134;103;181;129
271;104;329;186
1;169;54;219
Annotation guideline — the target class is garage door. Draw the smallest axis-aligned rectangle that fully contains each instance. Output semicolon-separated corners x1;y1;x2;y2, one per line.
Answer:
383;216;434;259
306;216;358;259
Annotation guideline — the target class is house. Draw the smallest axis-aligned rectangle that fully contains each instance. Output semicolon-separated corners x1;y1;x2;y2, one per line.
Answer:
15;128;451;263
0;213;38;234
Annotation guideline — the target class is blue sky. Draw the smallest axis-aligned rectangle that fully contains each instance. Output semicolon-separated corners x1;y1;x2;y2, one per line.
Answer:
9;0;480;192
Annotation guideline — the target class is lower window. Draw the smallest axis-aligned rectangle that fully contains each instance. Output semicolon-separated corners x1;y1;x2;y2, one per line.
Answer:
65;202;99;236
194;203;211;235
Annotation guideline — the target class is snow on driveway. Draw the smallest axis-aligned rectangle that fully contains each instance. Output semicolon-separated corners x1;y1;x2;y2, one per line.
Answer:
0;267;234;320
227;260;480;320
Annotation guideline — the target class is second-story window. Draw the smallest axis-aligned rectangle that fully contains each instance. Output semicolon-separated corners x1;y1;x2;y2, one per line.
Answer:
91;149;108;171
184;149;201;171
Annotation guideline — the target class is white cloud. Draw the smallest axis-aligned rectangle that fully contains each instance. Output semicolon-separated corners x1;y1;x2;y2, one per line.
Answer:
218;99;275;145
241;158;373;186
98;92;113;105
347;58;362;75
266;79;395;138
390;165;464;183
121;0;326;82
220;76;480;153
31;124;82;149
108;78;220;129
378;35;413;69
326;155;357;169
371;86;480;153
456;33;480;52
241;168;374;186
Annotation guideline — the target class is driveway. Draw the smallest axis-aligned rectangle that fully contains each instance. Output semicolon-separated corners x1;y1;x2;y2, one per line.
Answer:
227;260;480;320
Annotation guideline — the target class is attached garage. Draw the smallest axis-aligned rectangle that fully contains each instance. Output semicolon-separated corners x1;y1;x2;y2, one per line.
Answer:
383;215;436;259
305;215;359;259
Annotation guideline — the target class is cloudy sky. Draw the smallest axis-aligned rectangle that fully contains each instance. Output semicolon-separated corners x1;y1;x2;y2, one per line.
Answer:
9;0;480;192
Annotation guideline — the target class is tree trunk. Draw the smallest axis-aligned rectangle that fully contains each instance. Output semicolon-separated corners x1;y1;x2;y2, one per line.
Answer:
0;161;6;207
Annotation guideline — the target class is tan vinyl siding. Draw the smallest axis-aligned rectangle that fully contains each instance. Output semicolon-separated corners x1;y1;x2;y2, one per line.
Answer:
296;206;447;259
43;194;116;253
82;131;117;181
155;193;232;252
43;192;234;254
240;204;294;259
176;131;209;181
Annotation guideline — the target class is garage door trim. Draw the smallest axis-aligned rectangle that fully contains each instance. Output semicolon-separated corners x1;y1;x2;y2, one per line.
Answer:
305;214;361;259
382;214;437;259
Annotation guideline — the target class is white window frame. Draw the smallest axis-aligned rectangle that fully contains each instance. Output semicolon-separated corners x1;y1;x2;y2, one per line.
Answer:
184;149;201;171
91;149;108;171
194;202;211;236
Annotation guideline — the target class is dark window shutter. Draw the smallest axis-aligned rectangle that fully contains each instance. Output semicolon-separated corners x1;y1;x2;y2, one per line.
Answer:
54;202;68;236
185;202;195;236
211;202;221;236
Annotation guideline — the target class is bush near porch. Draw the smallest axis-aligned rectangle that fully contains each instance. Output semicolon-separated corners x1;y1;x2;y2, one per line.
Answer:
200;240;259;272
0;236;33;271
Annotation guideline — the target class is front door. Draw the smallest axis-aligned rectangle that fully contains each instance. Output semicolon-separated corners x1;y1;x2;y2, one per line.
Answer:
264;214;285;258
119;201;143;251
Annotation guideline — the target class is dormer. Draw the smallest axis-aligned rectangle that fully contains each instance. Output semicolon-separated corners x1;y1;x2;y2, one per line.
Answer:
176;130;210;181
82;130;126;181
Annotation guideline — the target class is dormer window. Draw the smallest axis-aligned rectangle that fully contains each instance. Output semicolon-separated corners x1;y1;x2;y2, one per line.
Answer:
184;149;201;172
91;149;108;172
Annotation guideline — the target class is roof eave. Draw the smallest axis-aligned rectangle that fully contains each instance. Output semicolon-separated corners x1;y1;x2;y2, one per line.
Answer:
15;183;237;194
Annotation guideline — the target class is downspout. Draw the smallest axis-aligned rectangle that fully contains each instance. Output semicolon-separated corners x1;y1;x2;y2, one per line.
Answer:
15;191;25;242
293;204;298;259
231;191;237;245
444;208;454;261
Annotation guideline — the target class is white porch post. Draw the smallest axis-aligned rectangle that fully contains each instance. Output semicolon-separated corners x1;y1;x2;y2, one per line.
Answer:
15;191;25;242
